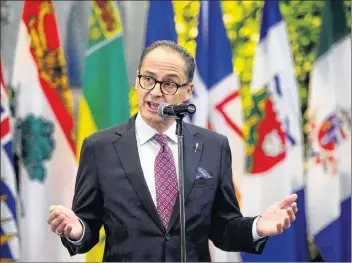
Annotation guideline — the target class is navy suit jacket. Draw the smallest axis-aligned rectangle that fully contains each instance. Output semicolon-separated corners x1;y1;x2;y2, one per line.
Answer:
61;114;267;261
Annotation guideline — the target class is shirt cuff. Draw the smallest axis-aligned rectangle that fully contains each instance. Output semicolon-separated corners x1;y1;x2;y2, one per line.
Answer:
252;216;265;241
65;218;85;245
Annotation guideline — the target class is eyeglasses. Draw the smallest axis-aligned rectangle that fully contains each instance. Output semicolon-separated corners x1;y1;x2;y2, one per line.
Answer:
137;74;190;95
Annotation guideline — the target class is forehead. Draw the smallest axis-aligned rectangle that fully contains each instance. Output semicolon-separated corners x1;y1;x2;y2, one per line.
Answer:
140;48;187;80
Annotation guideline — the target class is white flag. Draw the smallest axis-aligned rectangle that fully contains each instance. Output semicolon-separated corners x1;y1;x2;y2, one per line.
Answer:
306;0;351;261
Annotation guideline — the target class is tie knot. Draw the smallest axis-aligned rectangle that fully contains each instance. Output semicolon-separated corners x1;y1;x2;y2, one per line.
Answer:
153;133;168;147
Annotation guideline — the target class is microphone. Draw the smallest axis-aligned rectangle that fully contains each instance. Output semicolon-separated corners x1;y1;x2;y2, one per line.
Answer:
158;103;196;118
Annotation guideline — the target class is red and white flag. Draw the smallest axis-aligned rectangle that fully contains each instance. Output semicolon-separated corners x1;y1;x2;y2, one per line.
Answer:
11;1;84;261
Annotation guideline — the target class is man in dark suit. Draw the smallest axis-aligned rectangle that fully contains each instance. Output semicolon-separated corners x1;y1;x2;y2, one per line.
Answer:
47;40;298;262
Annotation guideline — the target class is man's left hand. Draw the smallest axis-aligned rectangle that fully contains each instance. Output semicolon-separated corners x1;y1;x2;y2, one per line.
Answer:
256;194;298;237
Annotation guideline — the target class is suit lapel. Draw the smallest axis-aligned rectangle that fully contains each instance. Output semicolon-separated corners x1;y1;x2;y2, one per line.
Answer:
167;123;203;231
113;116;165;232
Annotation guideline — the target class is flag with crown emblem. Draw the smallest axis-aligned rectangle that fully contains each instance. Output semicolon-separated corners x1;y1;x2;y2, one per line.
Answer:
1;57;20;262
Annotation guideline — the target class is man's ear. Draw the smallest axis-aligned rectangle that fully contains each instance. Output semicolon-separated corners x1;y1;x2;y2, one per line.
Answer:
134;77;139;90
185;82;194;101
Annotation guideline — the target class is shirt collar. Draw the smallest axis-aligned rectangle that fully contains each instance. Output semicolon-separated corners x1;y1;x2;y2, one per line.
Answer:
135;113;177;145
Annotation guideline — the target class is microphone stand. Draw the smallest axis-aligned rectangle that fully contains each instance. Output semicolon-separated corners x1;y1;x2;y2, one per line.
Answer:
175;114;186;262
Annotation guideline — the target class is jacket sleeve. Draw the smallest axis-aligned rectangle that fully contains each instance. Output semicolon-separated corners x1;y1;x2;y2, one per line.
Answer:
61;138;104;256
209;136;267;254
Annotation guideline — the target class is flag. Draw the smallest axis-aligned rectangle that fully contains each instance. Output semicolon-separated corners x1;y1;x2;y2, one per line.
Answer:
10;0;84;261
306;0;351;261
144;0;177;46
1;57;20;261
189;2;244;261
78;1;131;261
65;7;83;87
240;1;309;261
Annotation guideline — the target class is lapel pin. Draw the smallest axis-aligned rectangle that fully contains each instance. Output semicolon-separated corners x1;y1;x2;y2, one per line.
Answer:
195;142;199;153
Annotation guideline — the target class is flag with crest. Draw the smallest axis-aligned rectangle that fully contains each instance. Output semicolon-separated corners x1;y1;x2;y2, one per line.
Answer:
306;0;351;261
240;1;309;261
1;57;20;262
79;1;131;261
11;1;84;261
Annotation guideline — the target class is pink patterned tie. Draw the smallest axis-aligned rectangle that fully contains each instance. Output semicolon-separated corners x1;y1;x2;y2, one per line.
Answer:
153;133;178;229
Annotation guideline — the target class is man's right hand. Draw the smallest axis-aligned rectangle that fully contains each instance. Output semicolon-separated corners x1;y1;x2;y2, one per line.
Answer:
47;205;83;240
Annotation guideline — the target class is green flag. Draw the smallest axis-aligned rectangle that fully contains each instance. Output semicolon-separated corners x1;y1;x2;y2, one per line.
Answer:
76;1;131;261
77;0;131;153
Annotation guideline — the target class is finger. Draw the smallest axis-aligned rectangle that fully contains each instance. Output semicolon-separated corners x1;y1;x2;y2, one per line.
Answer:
48;210;61;225
48;204;62;219
55;220;68;234
283;216;290;229
50;215;65;232
276;223;283;234
291;202;298;213
287;207;296;222
278;194;298;209
49;205;56;213
64;224;73;237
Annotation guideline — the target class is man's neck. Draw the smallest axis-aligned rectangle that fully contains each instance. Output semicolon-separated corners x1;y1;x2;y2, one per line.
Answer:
140;114;175;133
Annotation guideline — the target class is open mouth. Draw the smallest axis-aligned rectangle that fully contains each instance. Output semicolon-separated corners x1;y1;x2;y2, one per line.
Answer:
146;101;161;111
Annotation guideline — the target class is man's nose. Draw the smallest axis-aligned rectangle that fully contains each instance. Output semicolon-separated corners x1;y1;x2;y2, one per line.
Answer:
150;82;163;96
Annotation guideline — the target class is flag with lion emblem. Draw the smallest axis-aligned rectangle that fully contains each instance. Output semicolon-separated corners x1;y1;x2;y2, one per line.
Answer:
11;1;84;261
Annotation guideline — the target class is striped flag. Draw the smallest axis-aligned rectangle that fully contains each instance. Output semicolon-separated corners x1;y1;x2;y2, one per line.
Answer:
11;1;83;261
240;1;309;261
189;2;244;261
1;58;20;261
78;1;131;261
306;0;351;261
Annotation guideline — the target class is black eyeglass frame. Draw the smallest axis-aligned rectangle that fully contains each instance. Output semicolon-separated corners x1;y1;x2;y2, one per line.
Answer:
137;74;190;95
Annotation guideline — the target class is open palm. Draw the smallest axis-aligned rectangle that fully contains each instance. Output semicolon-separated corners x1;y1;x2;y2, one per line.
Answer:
256;194;298;237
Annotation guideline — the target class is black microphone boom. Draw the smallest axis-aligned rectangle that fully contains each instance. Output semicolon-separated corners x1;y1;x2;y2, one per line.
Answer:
158;103;196;118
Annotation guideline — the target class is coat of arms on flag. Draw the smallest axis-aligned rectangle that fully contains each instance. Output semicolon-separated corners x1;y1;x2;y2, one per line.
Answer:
244;84;287;175
1;57;20;262
308;109;352;175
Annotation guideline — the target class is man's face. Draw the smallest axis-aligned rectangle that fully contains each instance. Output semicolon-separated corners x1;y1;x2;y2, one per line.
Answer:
135;48;193;127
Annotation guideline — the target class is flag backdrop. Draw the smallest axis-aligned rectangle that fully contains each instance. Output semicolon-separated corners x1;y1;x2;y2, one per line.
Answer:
1;57;20;261
144;0;177;46
240;1;309;261
11;0;83;261
77;1;131;261
306;0;351;261
189;2;244;262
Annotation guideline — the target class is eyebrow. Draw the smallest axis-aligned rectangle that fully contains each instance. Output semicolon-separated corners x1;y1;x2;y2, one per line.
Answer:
142;70;181;81
163;74;181;81
142;70;157;76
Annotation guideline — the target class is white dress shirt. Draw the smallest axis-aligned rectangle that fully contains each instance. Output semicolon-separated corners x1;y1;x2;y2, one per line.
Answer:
68;113;264;245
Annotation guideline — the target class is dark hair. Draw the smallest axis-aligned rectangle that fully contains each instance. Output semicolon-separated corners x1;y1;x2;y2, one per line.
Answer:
138;40;195;82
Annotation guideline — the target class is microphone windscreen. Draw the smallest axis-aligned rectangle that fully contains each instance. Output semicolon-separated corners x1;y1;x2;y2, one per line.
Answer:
157;103;169;118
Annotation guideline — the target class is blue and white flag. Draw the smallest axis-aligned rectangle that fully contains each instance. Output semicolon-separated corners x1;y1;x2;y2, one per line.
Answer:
144;0;177;47
240;1;309;261
1;57;20;261
190;2;244;261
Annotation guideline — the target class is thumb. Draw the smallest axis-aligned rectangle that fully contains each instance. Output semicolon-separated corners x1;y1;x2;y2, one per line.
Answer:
278;194;297;209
